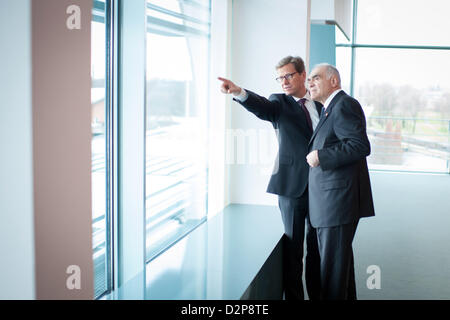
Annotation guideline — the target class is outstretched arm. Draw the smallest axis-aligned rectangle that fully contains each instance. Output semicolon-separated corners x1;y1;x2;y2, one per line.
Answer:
218;77;281;122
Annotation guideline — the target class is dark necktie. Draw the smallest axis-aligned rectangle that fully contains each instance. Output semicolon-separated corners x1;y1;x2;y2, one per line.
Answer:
298;98;313;132
320;106;326;120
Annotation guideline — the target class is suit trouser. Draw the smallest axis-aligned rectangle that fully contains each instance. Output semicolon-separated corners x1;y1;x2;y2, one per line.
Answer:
278;192;320;300
306;219;359;300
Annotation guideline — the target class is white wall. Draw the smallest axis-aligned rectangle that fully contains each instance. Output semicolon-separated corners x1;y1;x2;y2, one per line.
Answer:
0;0;35;299
208;0;233;217
311;0;352;40
311;0;335;21
228;0;311;205
334;0;352;39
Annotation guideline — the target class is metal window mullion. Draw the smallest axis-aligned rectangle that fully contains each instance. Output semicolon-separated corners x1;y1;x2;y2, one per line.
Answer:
99;0;121;299
105;0;118;298
349;0;358;97
337;43;450;50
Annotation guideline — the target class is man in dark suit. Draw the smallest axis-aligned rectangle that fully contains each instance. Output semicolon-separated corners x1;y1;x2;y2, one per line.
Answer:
306;63;375;300
218;56;322;300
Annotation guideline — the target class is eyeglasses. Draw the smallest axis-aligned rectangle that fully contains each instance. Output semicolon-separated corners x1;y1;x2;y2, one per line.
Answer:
275;72;298;83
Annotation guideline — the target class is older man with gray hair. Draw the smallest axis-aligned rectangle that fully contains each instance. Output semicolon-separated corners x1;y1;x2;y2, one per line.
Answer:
306;63;375;299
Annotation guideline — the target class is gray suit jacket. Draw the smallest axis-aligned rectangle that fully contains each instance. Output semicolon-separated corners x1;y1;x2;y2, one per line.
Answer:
308;90;375;228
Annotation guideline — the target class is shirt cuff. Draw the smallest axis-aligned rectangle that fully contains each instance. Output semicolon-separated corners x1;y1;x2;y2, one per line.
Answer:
234;88;248;102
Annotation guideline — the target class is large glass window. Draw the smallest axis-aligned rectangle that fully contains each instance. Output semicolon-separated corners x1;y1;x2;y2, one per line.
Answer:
356;0;450;46
336;0;450;173
353;48;450;172
335;45;351;94
145;0;210;261
91;0;111;298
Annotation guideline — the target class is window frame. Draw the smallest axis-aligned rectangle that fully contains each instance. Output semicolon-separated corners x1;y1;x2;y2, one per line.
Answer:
335;0;450;174
92;0;114;299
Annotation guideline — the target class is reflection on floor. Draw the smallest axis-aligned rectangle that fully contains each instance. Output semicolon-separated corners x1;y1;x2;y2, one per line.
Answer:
145;204;284;300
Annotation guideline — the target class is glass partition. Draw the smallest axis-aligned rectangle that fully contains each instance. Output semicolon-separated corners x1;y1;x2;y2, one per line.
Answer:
356;0;450;46
353;48;450;172
336;0;450;173
145;0;210;261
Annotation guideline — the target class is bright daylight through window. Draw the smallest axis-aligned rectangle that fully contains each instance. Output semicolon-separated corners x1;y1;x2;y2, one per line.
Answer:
145;0;210;262
336;0;450;173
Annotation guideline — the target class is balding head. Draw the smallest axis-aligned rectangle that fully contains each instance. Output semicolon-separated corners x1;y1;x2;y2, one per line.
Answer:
317;63;341;85
307;63;342;103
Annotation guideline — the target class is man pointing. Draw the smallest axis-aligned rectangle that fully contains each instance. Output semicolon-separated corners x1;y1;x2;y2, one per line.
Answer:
219;56;322;300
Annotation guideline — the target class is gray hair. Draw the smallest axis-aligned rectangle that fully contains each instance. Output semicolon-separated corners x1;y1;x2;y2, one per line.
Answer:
276;56;305;74
315;63;341;85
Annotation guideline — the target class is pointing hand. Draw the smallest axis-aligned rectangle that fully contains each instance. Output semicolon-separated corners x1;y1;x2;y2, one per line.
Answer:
218;77;242;96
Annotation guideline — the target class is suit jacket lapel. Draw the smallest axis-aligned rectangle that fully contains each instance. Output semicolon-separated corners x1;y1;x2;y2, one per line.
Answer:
313;101;323;115
287;95;298;109
287;95;310;129
309;91;346;145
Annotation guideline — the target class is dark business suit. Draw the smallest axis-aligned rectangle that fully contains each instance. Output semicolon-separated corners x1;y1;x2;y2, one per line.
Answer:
234;89;322;300
308;90;375;299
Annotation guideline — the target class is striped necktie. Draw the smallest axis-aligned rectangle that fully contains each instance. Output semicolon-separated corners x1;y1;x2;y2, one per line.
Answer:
298;98;313;132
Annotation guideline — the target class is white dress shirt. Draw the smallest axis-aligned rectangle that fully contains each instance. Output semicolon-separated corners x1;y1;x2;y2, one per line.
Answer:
234;88;248;101
323;88;343;111
294;92;320;131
